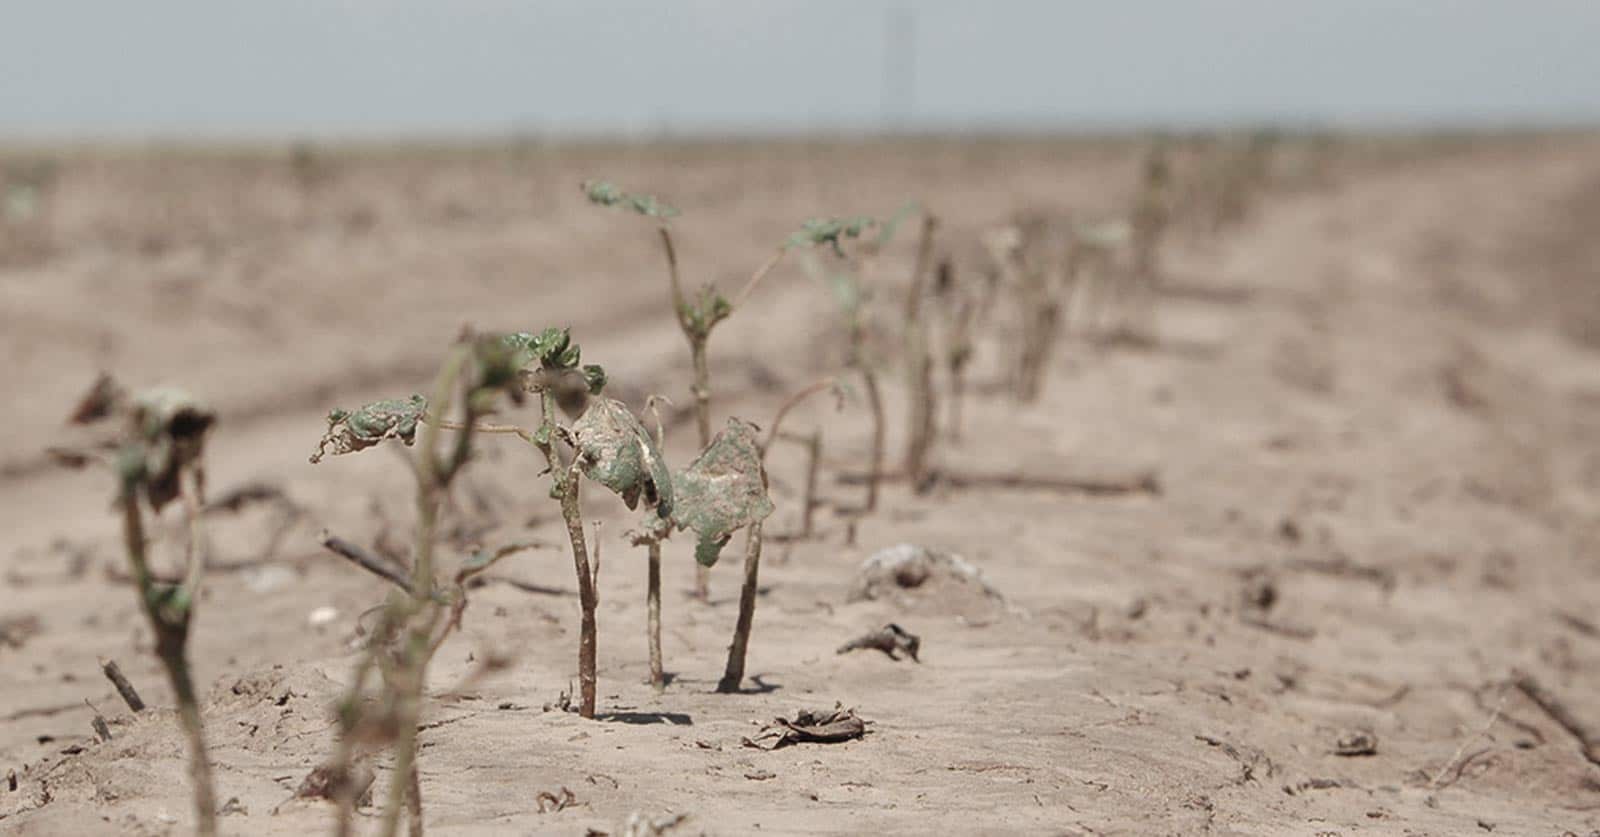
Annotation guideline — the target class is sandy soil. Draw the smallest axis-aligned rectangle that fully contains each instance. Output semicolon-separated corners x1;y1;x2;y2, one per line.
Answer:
3;137;1599;836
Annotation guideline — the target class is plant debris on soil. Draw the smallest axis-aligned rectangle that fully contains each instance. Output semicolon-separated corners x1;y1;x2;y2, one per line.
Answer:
743;705;870;750
4;139;1600;835
836;623;922;661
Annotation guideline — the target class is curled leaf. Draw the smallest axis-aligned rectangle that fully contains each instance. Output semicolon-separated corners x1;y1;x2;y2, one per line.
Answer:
572;398;673;516
126;388;216;510
67;372;126;425
581;179;680;219
502;327;582;371
581;364;607;395
310;395;426;464
469;333;529;407
785;216;877;257
681;287;732;336
669;418;773;567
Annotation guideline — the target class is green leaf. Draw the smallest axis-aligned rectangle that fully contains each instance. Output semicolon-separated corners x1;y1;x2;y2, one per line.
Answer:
502;327;583;372
784;216;877;257
669;418;773;567
581;179;680;219
572;397;673;516
581;364;608;395
310;395;427;464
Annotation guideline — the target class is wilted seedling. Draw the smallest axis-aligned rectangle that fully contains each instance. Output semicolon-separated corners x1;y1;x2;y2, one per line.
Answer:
309;331;529;837
582;179;681;219
932;258;976;443
583;179;803;599
668;418;775;692
61;379;219;837
759;376;845;542
793;208;910;512
572;397;673;514
899;211;940;489
784;215;876;257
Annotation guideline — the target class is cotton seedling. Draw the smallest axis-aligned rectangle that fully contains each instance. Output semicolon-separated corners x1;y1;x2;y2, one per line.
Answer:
62;381;220;837
1129;144;1173;288
898;211;940;488
669;418;774;693
581;179;793;599
760;376;845;541
570;394;674;692
621;395;677;689
310;331;532;836
793;210;921;510
931;258;976;443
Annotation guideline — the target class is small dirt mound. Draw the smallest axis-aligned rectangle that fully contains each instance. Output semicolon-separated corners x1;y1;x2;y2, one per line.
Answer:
849;544;1013;621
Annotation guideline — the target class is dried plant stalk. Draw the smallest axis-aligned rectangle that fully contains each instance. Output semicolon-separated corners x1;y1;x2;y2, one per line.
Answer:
716;521;765;693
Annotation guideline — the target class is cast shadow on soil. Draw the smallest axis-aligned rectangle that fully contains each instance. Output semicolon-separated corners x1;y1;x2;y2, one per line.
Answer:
722;673;781;695
598;710;694;726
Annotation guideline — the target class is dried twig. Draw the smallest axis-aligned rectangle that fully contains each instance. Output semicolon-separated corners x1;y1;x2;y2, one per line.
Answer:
1430;684;1506;788
1514;670;1600;767
101;660;145;713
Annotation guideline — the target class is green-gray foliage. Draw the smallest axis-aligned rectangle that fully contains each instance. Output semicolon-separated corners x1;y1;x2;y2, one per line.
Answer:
669;418;773;567
572;397;673;515
502;327;583;372
310;395;427;464
785;216;877;257
582;179;680;219
680;285;733;338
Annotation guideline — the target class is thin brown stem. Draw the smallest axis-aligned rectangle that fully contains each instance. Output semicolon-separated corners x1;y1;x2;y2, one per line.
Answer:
423;415;534;443
647;540;663;691
716;522;763;693
733;248;786;310
760;377;837;457
590;520;603;599
377;345;470;837
560;466;598;718
690;341;712;448
860;367;885;513
800;430;820;539
120;476;217;837
657;226;689;331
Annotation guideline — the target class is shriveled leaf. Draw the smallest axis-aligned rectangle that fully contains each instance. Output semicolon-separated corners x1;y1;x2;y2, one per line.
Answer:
126;388;216;510
310;395;426;464
582;179;680;219
669;418;772;566
67;372;125;425
573;398;673;516
469;333;530;407
784;216;877;257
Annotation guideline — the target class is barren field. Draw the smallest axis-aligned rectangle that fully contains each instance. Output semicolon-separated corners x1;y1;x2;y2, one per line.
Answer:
3;136;1600;836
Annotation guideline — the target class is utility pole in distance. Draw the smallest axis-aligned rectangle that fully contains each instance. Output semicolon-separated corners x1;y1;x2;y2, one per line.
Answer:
882;7;916;133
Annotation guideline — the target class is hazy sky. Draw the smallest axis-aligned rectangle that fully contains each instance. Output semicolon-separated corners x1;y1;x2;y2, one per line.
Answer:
3;1;1597;137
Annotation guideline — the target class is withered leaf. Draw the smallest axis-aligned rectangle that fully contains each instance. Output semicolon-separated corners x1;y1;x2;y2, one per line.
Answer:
669;418;772;566
310;395;426;464
572;397;672;516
